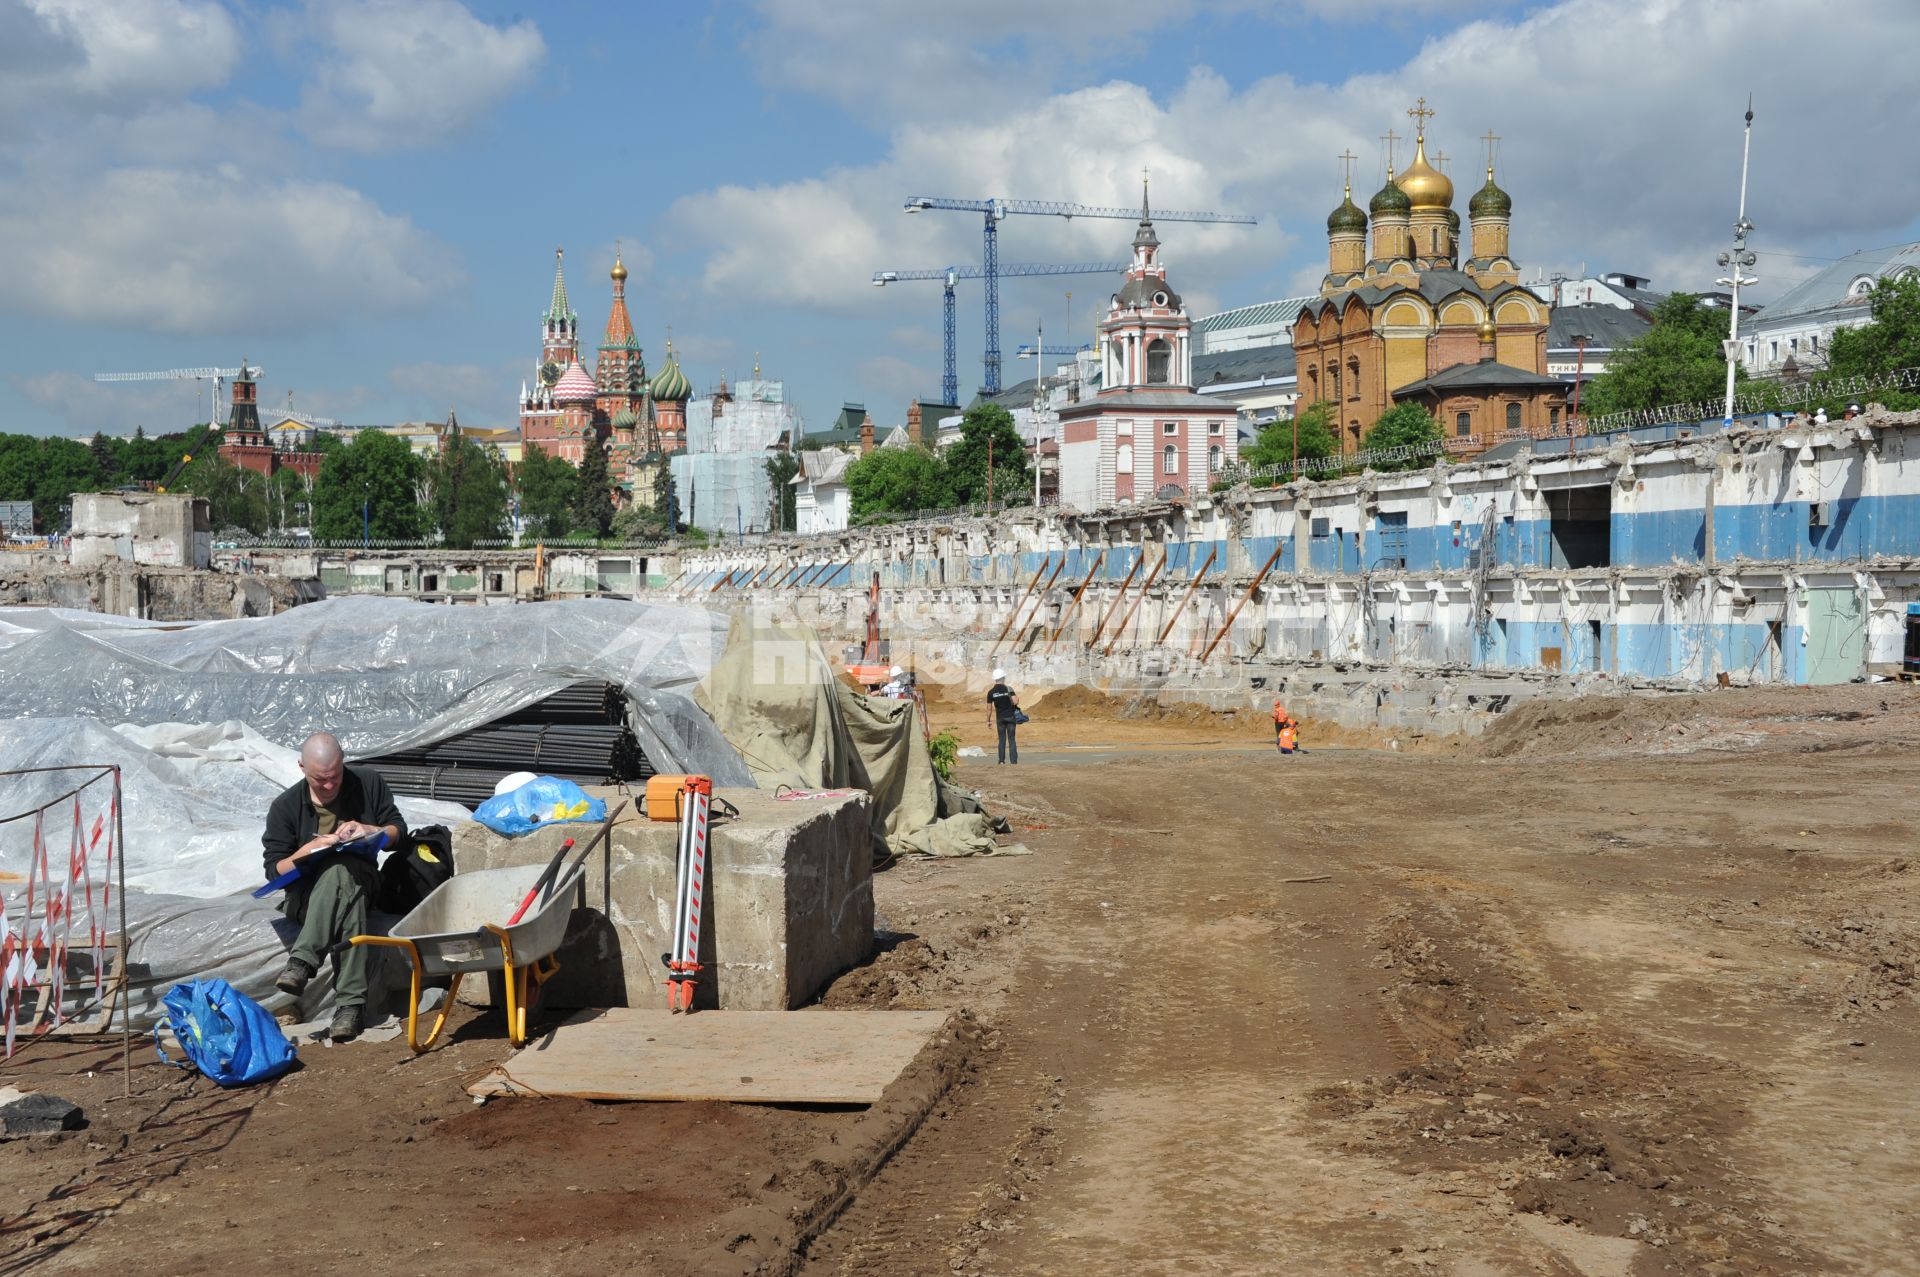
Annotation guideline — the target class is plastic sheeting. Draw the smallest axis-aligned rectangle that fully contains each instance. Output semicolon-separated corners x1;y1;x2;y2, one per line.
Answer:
697;618;1015;858
0;718;472;899
0;597;752;786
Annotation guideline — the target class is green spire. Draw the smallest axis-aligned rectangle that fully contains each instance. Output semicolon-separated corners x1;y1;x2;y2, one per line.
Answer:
548;248;574;323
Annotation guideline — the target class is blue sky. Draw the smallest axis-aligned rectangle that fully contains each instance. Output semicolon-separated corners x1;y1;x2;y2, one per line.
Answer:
4;0;1918;438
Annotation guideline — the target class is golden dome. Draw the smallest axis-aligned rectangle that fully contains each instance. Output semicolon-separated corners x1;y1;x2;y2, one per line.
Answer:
1397;134;1453;210
1477;318;1496;341
610;254;628;282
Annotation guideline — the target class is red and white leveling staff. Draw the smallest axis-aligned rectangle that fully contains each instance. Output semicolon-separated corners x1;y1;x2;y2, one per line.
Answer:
664;775;712;1013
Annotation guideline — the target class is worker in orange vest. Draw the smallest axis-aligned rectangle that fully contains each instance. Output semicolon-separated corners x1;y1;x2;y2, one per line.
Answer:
1272;699;1299;755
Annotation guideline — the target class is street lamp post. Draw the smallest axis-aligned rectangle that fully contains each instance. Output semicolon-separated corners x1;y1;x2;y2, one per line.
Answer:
1716;98;1758;428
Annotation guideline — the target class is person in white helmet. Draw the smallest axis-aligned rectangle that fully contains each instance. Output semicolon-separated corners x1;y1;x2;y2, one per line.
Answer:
881;665;909;698
986;668;1021;764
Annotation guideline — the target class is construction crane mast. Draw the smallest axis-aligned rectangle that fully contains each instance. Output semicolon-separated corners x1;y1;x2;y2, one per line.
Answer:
872;262;1121;406
902;194;1256;394
91;365;262;429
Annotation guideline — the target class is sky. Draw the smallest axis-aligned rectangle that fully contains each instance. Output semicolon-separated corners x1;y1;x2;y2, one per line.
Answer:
4;0;1919;440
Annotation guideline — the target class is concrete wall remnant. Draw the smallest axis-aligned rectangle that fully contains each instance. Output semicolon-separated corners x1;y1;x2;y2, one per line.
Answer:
70;492;212;570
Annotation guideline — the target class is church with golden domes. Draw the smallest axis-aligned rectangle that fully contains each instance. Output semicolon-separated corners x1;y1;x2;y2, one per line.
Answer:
1294;100;1566;457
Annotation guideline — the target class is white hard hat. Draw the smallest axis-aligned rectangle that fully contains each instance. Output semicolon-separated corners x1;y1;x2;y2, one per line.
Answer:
992;668;1006;680
890;665;904;678
494;770;538;796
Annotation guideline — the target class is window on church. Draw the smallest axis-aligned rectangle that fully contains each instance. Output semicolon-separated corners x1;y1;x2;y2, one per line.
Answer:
1550;406;1562;429
1346;359;1361;400
1506;402;1522;431
1331;367;1343;401
1146;339;1172;384
1163;444;1179;474
1456;411;1472;437
1163;421;1178;436
1209;444;1223;473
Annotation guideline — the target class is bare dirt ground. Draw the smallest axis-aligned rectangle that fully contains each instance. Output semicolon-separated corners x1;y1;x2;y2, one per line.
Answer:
6;684;1920;1276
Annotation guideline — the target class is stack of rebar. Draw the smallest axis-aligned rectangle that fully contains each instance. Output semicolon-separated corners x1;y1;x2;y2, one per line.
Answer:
366;681;653;809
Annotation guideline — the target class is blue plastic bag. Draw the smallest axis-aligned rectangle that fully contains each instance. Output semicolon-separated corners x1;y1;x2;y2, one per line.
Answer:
472;775;608;837
153;979;297;1087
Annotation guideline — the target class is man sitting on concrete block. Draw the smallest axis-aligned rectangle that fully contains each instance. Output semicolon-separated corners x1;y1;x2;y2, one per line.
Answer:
261;732;405;1042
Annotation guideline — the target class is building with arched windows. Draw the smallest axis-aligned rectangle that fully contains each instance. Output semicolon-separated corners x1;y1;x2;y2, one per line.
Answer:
1293;105;1564;457
1740;242;1920;375
1057;188;1240;508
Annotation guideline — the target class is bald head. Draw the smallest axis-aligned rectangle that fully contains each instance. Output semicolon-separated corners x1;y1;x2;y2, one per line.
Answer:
300;733;345;804
300;733;343;767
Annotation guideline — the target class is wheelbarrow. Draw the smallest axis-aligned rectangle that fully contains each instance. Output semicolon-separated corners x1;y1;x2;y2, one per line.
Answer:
351;806;623;1052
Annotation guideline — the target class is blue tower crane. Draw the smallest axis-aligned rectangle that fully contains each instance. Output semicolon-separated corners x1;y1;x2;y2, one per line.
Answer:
901;193;1256;394
872;262;1121;407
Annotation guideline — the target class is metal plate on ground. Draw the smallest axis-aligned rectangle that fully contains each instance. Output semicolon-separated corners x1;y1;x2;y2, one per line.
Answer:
466;1008;952;1105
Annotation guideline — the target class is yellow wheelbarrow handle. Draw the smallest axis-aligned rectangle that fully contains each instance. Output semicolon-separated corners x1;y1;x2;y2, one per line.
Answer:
349;934;465;1054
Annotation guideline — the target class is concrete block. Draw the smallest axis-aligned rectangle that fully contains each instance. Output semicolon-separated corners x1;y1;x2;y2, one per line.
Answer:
451;787;872;1013
0;1094;85;1136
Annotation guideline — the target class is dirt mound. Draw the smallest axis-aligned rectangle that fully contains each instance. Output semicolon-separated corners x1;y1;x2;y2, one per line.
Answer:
1471;684;1920;761
1029;684;1128;718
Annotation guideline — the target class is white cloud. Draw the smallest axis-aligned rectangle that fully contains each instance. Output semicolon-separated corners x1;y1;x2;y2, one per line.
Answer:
293;0;545;150
676;0;1920;335
9;370;217;438
0;167;461;336
16;0;240;104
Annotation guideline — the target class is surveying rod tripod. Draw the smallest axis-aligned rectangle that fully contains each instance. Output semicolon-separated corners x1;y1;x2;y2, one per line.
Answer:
664;776;712;1012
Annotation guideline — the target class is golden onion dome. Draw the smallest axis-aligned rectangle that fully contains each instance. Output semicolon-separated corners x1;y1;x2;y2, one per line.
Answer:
1397;135;1453;210
1477;318;1496;342
610;254;628;282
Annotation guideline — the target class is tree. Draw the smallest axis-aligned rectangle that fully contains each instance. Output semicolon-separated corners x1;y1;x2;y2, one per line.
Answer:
654;460;680;532
571;431;617;537
1826;272;1920;380
943;402;1029;506
1244;400;1339;470
121;426;168;485
765;449;799;531
515;443;578;540
1580;292;1741;416
423;434;509;548
1360;402;1443;471
847;445;951;519
269;466;312;531
182;454;268;534
311;429;426;541
90;432;122;484
31;438;102;530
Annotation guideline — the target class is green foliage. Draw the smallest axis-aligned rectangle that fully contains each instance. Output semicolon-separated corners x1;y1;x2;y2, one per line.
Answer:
311;429;426;540
571;432;616;537
943;402;1029;505
847;445;951;519
515;443;579;540
424;434;510;548
1360;403;1443;471
1245;400;1339;471
765;449;799;531
654;460;680;532
1581;293;1741;416
89;432;120;479
928;728;960;781
1826;272;1920;380
181;454;269;534
611;501;668;541
0;436;103;530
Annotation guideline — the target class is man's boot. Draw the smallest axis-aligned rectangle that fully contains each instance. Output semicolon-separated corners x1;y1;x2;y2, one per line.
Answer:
275;958;316;996
328;1004;364;1042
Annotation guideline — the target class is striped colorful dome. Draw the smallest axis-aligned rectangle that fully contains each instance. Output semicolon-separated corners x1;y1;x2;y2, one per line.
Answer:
649;349;691;402
552;358;597;403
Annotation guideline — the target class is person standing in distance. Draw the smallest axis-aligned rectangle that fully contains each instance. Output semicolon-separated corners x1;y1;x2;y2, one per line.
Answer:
987;668;1021;765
